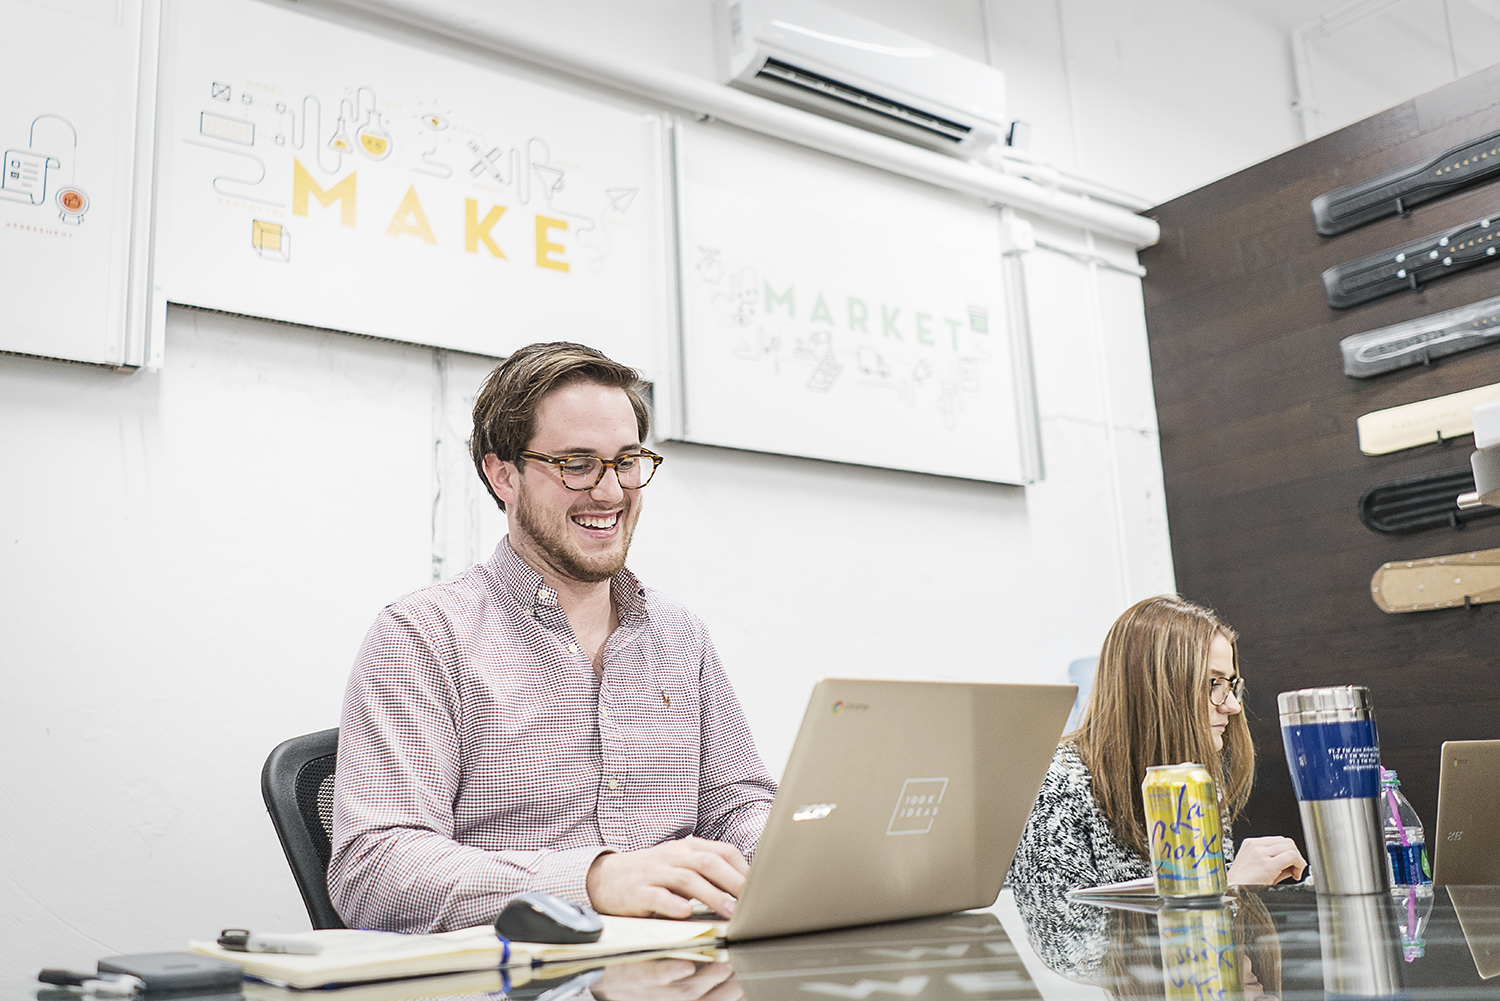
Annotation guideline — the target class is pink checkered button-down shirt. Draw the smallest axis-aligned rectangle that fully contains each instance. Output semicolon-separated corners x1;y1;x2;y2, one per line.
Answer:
327;538;776;933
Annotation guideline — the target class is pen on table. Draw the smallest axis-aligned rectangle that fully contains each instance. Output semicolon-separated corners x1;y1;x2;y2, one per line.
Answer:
217;929;323;955
37;970;144;997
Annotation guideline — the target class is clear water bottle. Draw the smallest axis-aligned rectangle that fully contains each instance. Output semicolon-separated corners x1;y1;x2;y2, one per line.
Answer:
1395;884;1434;962
1379;767;1432;890
1381;768;1433;962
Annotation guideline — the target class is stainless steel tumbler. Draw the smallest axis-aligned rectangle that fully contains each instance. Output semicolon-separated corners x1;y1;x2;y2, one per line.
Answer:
1278;686;1390;895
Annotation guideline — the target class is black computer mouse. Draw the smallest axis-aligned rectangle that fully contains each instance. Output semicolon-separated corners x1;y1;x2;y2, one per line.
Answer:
494;891;604;944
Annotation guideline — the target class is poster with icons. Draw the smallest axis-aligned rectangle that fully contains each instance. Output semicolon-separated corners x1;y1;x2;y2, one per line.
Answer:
155;0;671;371
0;0;155;367
676;120;1035;484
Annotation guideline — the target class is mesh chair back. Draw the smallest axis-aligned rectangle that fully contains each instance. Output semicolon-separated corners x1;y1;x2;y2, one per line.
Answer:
261;728;346;929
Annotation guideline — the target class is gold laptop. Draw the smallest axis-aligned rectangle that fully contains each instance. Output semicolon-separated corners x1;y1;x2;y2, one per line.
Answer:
1433;740;1500;885
723;678;1076;941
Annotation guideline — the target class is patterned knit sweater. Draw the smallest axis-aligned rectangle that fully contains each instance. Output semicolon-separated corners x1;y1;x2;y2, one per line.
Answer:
1009;742;1237;889
1006;743;1238;979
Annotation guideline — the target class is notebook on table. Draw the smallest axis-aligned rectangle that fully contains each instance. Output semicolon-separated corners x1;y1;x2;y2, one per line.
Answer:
723;677;1076;941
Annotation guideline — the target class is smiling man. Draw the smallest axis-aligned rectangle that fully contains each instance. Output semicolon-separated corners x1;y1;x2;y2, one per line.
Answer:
327;342;776;933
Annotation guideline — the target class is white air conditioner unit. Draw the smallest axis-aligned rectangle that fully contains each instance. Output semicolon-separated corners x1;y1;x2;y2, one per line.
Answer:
716;0;1007;157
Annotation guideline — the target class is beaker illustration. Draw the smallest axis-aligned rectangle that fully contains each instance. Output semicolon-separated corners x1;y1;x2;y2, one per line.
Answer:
356;113;392;160
328;116;353;154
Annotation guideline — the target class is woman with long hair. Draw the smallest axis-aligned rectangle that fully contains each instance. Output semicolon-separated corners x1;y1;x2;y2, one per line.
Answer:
1009;594;1306;889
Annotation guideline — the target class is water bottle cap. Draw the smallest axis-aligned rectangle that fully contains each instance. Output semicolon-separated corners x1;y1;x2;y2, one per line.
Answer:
1276;685;1373;718
1382;767;1400;786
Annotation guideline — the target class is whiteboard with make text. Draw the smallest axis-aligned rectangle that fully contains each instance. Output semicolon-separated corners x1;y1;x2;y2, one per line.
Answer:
675;121;1039;484
155;0;671;372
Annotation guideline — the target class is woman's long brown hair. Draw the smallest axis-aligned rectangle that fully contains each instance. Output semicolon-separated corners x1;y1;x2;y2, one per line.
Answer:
1071;595;1255;857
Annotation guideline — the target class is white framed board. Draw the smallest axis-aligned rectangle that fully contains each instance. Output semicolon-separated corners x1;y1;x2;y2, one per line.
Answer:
154;0;672;372
0;0;157;367
675;120;1039;484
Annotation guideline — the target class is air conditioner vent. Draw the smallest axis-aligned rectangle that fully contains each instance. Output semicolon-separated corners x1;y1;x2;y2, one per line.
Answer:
720;0;1005;157
756;57;972;144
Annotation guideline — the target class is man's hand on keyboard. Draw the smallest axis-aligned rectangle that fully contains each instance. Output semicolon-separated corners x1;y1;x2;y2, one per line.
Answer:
586;836;748;919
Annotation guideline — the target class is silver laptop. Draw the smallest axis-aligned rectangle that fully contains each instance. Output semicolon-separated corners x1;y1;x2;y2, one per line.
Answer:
724;677;1076;941
1433;739;1500;885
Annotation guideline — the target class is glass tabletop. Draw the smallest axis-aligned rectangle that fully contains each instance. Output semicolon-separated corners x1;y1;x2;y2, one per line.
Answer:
549;884;1500;1001
1004;881;1500;1000
22;885;1500;1001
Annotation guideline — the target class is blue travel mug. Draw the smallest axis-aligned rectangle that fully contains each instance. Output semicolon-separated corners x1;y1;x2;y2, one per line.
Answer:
1278;686;1390;894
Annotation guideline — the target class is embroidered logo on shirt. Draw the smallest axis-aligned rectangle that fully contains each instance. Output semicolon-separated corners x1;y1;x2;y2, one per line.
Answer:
887;778;949;835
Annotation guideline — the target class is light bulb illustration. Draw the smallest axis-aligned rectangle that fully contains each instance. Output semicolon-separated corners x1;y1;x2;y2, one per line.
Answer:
328;116;353;154
356;112;392;160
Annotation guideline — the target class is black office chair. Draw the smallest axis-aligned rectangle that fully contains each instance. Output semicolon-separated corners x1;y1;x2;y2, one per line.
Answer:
261;727;346;929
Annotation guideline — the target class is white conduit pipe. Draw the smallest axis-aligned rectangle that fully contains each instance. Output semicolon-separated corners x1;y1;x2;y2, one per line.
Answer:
331;0;1161;249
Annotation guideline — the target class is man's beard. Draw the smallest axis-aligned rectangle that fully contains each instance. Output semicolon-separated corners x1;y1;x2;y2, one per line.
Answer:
513;486;635;584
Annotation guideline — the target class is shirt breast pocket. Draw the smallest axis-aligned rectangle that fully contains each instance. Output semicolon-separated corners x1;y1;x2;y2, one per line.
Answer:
625;665;701;787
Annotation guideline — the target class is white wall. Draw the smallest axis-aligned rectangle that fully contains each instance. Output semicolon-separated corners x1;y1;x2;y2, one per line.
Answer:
985;0;1305;204
1291;0;1500;139
0;0;1315;987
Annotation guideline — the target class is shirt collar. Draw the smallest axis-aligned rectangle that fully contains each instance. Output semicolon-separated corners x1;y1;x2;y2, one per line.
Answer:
490;536;647;620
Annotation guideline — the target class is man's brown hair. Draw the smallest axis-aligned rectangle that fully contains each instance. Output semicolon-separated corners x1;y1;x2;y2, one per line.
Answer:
1071;594;1255;857
470;341;650;511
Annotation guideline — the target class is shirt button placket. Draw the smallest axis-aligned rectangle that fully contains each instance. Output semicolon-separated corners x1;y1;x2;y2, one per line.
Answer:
598;682;625;823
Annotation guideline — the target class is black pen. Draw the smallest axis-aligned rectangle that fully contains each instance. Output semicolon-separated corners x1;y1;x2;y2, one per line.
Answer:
38;970;145;997
218;929;323;955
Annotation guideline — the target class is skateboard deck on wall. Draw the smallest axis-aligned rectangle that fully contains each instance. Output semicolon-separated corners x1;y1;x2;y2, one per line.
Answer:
1323;212;1500;308
1371;547;1500;612
1340;294;1500;377
1312;127;1500;235
1357;383;1500;455
1358;466;1500;533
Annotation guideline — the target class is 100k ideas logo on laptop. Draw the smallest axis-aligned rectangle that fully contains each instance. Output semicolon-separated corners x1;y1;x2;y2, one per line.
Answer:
887;778;949;835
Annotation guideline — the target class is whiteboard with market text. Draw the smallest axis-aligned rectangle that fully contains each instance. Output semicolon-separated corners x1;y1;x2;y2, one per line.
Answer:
676;121;1036;483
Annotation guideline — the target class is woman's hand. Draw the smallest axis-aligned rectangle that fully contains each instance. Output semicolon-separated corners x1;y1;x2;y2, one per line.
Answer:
1227;836;1307;886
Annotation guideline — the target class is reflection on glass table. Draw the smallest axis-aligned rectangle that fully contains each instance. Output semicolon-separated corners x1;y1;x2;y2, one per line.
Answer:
1009;882;1500;1000
33;887;1500;1001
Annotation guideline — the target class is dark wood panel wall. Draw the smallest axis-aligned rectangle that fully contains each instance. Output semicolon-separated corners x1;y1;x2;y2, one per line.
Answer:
1140;64;1500;848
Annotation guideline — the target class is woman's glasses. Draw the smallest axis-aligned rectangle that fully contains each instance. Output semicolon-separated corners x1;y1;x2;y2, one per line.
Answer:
1209;676;1246;706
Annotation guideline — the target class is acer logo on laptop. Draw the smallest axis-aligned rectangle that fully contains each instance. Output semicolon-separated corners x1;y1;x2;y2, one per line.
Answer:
887;777;949;835
794;803;837;822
